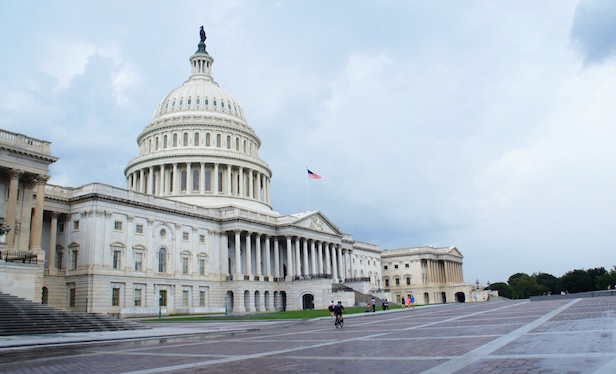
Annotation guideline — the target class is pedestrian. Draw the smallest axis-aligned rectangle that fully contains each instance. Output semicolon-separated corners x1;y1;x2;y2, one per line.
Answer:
328;300;334;317
407;295;411;310
401;296;406;309
365;303;371;313
371;297;376;312
410;294;415;310
381;298;387;310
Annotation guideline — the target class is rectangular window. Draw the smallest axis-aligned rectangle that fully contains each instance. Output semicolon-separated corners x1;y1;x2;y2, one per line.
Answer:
56;251;63;269
199;290;206;307
199;234;205;244
135;224;144;234
73;220;79;231
384;265;388;270
159;290;167;307
394;264;399;269
112;288;120;306
395;278;400;286
113;250;122;269
58;223;65;233
199;259;205;275
385;279;390;287
134;289;142;307
135;252;143;271
182;257;189;274
114;221;123;231
183;232;189;241
405;263;410;268
406;277;411;286
183;290;189;307
71;251;78;270
69;288;76;307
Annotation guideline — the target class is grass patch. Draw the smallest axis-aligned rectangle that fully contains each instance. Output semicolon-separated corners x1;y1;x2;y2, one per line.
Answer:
140;305;403;322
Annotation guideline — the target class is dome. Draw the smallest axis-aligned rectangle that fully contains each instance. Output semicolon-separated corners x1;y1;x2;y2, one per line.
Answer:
124;29;273;213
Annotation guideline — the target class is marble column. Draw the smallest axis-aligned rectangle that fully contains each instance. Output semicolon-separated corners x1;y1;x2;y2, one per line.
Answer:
286;236;293;280
5;169;23;250
273;237;280;278
331;244;338;281
48;212;58;273
234;230;242;278
29;175;48;253
295;237;302;277
318;241;324;274
310;240;317;277
302;239;309;277
245;232;252;279
255;233;262;280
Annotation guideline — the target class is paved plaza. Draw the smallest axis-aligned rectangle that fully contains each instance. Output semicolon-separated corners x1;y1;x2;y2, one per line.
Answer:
1;297;615;373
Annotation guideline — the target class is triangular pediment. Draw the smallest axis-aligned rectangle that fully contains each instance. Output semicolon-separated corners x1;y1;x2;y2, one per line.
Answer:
447;246;463;258
288;211;342;235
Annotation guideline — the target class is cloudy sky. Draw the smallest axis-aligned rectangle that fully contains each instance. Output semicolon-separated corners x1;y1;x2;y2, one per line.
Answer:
2;1;615;285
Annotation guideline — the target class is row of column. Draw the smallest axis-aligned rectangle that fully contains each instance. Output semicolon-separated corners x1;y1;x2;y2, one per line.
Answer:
126;162;270;203
4;169;48;254
230;231;351;283
427;260;464;284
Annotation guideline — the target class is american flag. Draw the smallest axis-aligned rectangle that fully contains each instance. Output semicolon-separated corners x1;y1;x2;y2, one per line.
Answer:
307;169;321;179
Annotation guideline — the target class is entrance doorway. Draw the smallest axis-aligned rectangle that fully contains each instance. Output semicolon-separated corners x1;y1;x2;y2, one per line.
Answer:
302;294;314;310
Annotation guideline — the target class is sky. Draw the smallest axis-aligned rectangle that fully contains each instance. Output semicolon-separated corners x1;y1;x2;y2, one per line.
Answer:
2;0;616;285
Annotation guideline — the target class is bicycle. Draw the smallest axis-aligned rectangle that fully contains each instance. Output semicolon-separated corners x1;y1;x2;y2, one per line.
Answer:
334;313;343;328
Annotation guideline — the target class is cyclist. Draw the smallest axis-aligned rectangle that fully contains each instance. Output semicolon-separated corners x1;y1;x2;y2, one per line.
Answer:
333;301;345;323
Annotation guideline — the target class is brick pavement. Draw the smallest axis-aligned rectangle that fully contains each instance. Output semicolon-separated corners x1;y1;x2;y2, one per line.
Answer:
0;297;615;373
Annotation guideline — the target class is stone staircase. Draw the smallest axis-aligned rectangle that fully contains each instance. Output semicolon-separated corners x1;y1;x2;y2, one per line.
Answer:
0;292;148;336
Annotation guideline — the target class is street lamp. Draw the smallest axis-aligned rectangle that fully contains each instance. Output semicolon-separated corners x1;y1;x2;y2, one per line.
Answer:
377;278;381;292
0;217;11;236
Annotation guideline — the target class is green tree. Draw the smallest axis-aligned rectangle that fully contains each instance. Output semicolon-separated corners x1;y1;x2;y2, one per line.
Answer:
534;272;561;294
561;269;593;293
595;267;616;290
507;273;547;299
486;282;510;298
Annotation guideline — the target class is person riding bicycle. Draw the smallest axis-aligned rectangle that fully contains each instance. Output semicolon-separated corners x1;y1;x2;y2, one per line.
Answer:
333;301;345;322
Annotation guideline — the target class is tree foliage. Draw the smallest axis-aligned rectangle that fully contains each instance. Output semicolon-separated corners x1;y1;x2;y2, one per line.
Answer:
488;266;615;299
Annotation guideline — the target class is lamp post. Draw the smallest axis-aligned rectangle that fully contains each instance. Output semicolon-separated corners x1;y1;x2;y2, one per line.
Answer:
0;217;11;236
159;294;162;320
377;278;381;292
475;279;480;291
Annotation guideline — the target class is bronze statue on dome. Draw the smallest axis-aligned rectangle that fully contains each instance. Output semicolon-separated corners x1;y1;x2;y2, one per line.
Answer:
200;26;206;43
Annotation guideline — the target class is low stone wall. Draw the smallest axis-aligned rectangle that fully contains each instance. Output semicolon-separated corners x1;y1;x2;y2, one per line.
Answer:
530;289;616;301
0;262;42;302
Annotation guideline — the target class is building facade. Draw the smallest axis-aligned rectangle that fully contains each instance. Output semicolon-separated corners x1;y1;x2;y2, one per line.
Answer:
0;30;474;316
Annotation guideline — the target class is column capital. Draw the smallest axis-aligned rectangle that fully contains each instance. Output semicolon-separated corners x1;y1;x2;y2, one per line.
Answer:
35;174;50;185
9;169;24;179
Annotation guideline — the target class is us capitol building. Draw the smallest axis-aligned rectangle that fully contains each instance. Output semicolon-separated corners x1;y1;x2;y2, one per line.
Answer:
0;29;474;316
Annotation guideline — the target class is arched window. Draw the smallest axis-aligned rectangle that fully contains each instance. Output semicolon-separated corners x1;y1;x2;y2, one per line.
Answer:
218;171;223;192
163;135;167;149
243;140;246;153
205;170;211;191
173;134;177;147
194;132;199;146
181;170;187;191
226;135;231;149
183;132;188;146
155;137;159;150
205;133;210;146
216;134;221;147
235;138;239;150
193;169;199;191
158;248;167;272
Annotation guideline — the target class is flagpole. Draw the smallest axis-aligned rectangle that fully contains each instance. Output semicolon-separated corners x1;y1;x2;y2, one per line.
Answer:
306;168;310;212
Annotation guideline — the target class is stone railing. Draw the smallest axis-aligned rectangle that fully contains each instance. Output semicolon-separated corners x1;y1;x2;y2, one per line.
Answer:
0;129;52;155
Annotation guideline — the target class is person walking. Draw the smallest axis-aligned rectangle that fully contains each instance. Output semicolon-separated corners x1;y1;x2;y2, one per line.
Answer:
371;297;376;312
410;294;415;310
328;300;334;317
407;295;411;311
401;296;406;309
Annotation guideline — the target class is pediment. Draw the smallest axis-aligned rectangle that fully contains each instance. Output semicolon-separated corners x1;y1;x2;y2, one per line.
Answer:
289;211;342;235
447;246;463;258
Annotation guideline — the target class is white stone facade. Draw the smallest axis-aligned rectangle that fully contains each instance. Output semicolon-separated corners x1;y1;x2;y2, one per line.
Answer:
0;30;474;317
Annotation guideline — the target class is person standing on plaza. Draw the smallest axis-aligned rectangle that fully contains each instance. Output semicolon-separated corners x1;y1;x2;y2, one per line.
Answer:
410;294;415;310
401;296;406;309
371;297;376;312
407;295;411;310
328;300;334;317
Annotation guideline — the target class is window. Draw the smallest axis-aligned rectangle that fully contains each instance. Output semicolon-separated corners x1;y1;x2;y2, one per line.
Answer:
159;290;167;307
395;278;400;286
196;96;200;105
160;229;167;238
183;132;188;146
135;224;144;234
384;265;388;270
226;135;231;149
158;248;167;272
235;138;239;150
205;170;211;191
135;252;143;271
394;264;399;269
134;289;142;307
181;170;187;191
405;263;410;268
199;258;205;275
155;137;159;150
73;220;79;231
114;221;123;231
56;251;63;269
183;232;189;241
69;288;76;307
182;256;189;274
163;135;168;148
194;132;199;145
406;277;411;286
71;250;78;270
173;133;177;147
199;234;205;244
58;223;65;233
193;170;199;191
385;279;390;287
183;290;189;307
218;171;223;192
216;134;221;147
112;249;122;269
112;288;120;306
205;133;210;146
200;290;206;307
